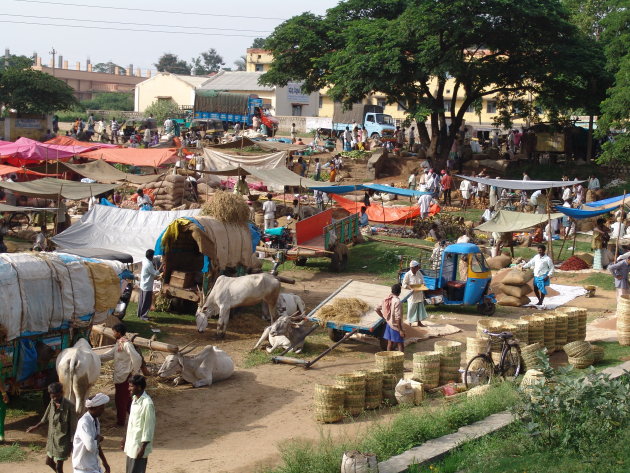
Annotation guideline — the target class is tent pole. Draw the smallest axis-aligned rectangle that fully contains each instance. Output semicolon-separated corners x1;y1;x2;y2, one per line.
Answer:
547;186;553;263
615;191;627;260
572;218;578;256
557;220;571;261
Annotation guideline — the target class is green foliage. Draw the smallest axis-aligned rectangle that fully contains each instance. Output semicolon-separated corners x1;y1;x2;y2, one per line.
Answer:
92;62;126;75
0;68;77;114
154;53;191;75
514;357;630;453
582;272;615;291
261;0;603;158
0;444;26;462
190;49;224;75
340;150;370;160
82;92;134;111
234;55;247;72
0;54;33;72
145;99;180;123
251;37;267;49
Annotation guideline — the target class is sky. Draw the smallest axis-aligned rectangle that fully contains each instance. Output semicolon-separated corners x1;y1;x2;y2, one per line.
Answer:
2;0;340;74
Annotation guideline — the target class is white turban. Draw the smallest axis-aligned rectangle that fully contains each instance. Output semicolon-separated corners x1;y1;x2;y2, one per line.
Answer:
85;393;110;408
409;260;420;268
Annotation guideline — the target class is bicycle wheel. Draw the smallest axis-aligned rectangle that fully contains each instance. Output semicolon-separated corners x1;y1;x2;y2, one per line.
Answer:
464;354;494;389
500;345;522;380
8;212;30;234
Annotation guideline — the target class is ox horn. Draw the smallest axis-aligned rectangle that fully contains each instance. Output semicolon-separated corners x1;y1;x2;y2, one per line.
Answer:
180;345;197;356
178;340;194;353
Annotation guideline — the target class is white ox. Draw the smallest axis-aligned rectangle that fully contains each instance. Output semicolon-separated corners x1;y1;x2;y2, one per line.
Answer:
253;313;314;353
157;345;234;388
56;338;101;413
195;273;281;337
276;293;306;319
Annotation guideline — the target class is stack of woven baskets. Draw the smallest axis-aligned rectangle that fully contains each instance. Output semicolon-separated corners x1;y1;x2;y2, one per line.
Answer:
465;337;488;371
617;295;630;345
358;369;383;409
554;312;568;351
336;372;366;416
556;307;586;342
521;315;545;345
411;351;440;389
520;342;546;371
563;341;595;368
541;313;557;354
435;340;463;385
375;351;405;405
313;384;345;423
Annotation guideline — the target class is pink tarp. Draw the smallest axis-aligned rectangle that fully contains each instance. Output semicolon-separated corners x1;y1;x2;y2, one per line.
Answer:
0;137;95;161
80;148;178;167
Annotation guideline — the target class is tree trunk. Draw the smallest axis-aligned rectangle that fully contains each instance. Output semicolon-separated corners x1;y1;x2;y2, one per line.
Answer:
586;114;594;161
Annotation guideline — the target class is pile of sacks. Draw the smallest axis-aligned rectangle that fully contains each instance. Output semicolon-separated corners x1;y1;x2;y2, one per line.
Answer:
497;268;533;307
486;252;512;270
143;175;195;211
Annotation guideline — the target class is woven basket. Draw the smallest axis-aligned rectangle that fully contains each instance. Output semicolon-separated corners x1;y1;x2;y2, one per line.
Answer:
521;342;545;371
465;337;489;362
520;369;546;396
314;384;345;423
558;307;581;343
435;341;463;385
335;373;366;416
576;308;588;341
375;351;405;378
617;299;630;345
477;319;505;351
357;369;383;409
521;315;545;345
513;319;529;345
411;351;440;389
381;373;398;405
563;341;592;358
541;313;557;354
554;312;568;350
568;354;595;369
591;345;605;363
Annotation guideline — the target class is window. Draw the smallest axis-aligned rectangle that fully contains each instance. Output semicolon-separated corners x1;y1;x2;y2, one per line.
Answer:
376;98;386;108
486;101;497;113
466;103;476;113
291;104;303;116
444;100;451;112
318;96;323;109
471;254;489;273
366;115;375;123
397;100;407;111
255;64;264;72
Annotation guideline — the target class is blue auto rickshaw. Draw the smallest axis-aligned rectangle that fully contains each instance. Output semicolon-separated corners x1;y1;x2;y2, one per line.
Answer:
402;243;497;315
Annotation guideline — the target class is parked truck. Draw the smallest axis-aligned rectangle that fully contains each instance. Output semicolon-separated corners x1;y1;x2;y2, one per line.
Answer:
331;104;396;140
193;90;278;136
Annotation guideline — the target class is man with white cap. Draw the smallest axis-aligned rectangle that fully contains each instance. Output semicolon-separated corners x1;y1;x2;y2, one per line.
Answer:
402;260;429;327
72;393;110;473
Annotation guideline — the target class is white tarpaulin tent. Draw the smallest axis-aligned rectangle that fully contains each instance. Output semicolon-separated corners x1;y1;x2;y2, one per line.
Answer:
457;175;585;190
202;148;286;171
52;205;200;263
476;210;564;233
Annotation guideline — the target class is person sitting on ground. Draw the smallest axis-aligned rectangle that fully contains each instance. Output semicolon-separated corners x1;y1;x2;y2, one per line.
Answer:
375;283;405;352
521;244;554;306
33;226;47;252
233;175;249;196
136;189;152;211
359;206;369;228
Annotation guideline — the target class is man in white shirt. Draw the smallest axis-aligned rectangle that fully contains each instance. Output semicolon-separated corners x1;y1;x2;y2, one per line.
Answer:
137;249;160;321
408;172;416;190
588;174;600;191
100;323;143;426
561;185;572;202
262;193;276;230
402;260;428;326
521;244;554;306
122;375;156;473
72;393;110;473
522;172;531;181
611;217;626;239
417;191;434;219
459;177;472;209
482;206;496;222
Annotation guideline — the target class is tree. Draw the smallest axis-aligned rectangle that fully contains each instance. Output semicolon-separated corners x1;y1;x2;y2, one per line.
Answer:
92;62;127;75
190;49;224;75
234;55;247;71
261;0;604;159
0;54;33;72
250;37;267;49
144;99;180;122
0;68;77;114
154;53;191;75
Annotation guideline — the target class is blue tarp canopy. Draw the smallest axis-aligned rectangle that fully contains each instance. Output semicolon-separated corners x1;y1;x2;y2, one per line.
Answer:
554;194;630;219
309;183;431;197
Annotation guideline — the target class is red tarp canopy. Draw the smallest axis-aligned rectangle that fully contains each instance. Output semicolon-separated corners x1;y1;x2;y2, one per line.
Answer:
0;137;95;161
0;163;59;177
333;194;440;224
80;148;178;167
45;136;118;149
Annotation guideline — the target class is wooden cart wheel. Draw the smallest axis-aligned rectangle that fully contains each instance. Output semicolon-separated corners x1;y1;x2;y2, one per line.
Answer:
328;328;345;342
329;244;348;272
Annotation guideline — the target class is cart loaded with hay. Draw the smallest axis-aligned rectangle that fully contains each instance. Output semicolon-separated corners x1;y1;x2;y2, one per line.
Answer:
156;191;263;309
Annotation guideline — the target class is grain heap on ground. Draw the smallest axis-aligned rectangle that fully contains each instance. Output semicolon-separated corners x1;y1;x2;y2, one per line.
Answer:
316;298;369;326
200;190;250;224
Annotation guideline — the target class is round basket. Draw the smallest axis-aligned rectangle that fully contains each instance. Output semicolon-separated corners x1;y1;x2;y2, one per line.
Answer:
356;369;383;409
554;312;568;350
513;319;529;345
477;320;505;351
375;351;405;377
381;373;398;405
435;341;463;386
465;337;488;358
568;354;595;369
314;384;345;423
467;384;492;398
521;342;545;371
411;351;440;389
435;340;464;355
617;304;630;345
591;345;605;363
335;373;366;416
520;369;546;396
541;314;557;354
563;341;592;358
521;315;545;345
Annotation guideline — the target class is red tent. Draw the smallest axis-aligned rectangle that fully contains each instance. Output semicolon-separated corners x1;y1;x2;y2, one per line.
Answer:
0;137;94;161
80;148;179;167
45;136;118;149
332;194;440;224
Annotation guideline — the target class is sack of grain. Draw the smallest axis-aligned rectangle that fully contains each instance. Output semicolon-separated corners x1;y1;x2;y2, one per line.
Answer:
502;268;534;285
165;174;186;184
501;283;531;298
486;254;511;270
497;294;530;307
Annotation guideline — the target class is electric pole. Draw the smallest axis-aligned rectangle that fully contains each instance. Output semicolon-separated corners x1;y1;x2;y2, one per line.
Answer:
49;47;56;76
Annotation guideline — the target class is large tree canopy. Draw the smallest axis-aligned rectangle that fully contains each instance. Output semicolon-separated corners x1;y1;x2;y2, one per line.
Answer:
261;0;604;159
154;53;191;75
0;68;77;115
191;49;224;75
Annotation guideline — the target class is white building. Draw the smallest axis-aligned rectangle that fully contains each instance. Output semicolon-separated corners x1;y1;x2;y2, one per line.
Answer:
134;72;213;112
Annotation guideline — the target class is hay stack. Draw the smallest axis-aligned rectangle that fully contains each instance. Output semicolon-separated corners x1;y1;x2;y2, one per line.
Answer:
554;312;568;351
411;351;440;389
541;313;557;354
200;190;250;224
617;295;630;345
314;384;345;423
375;351;405;380
335;372;366;416
521;315;545;345
435;340;463;385
521;342;546;371
357;369;383;409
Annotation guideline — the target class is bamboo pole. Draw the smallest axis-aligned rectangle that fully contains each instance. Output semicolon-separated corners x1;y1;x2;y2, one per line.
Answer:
615;192;627;260
91;325;179;353
572;218;578;256
547;187;553;263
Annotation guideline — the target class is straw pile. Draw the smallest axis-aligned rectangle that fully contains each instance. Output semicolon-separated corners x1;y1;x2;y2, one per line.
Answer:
541;313;557;354
317;298;370;326
554;312;568;351
465;337;488;371
200;190;250;224
335;372;366;416
412;351;440;389
591;345;605;363
521;315;545;345
314;384;345;423
382;373;398;405
435;340;463;385
521;342;546;371
357;369;383;409
467;384;492;398
617;295;630;345
375;351;405;380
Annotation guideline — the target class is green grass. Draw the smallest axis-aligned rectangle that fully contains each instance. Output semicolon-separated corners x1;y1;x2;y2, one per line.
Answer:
446;208;483;222
0;444;27;462
242;330;331;368
6;392;43;419
121;301;196;340
263;382;519;473
591;341;630;370
582;273;615;292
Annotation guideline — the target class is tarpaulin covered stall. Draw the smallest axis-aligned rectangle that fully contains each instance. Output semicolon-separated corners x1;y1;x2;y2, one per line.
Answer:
457;175;586;190
554;194;630;219
309;183;432;198
0;177;116;199
51;204;201;263
79;147;179;167
332;194;438;224
61;160;163;184
0;137;98;161
201;148;286;170
45;136;118;149
476;210;563;232
0;163;56;177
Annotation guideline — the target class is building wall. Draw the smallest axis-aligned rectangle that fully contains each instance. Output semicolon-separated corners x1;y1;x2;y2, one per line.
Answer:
135;74;196;112
274;86;320;117
245;49;273;72
1;114;51;141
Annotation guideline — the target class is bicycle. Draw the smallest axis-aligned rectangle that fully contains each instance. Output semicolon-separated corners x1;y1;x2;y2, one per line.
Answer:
464;329;521;388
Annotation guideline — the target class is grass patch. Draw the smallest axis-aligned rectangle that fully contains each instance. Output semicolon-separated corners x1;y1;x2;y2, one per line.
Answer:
0;444;27;462
242;331;330;368
592;341;630;370
582;273;615;291
263;382;519;473
121;301;195;340
6;392;43;419
446;208;483;222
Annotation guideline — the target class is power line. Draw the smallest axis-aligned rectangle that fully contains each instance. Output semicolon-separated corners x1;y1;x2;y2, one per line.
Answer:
3;13;273;33
12;0;288;21
0;20;263;37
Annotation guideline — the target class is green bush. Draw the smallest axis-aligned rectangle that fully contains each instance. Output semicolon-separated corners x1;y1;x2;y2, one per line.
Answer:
145;99;180;123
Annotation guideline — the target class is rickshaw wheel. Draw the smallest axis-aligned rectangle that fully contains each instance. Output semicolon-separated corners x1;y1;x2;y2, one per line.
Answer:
477;301;496;316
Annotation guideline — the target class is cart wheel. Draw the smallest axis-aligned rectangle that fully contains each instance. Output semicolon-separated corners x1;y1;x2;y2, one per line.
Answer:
477;301;496;316
295;257;308;266
8;212;30;234
329;244;348;272
328;328;345;342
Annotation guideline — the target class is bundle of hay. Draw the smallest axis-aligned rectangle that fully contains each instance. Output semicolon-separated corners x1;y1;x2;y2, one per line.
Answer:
200;190;250;224
143;174;186;210
498;268;533;307
316;298;369;326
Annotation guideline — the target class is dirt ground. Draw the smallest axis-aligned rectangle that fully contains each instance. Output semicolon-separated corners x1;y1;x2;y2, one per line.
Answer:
2;269;617;473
